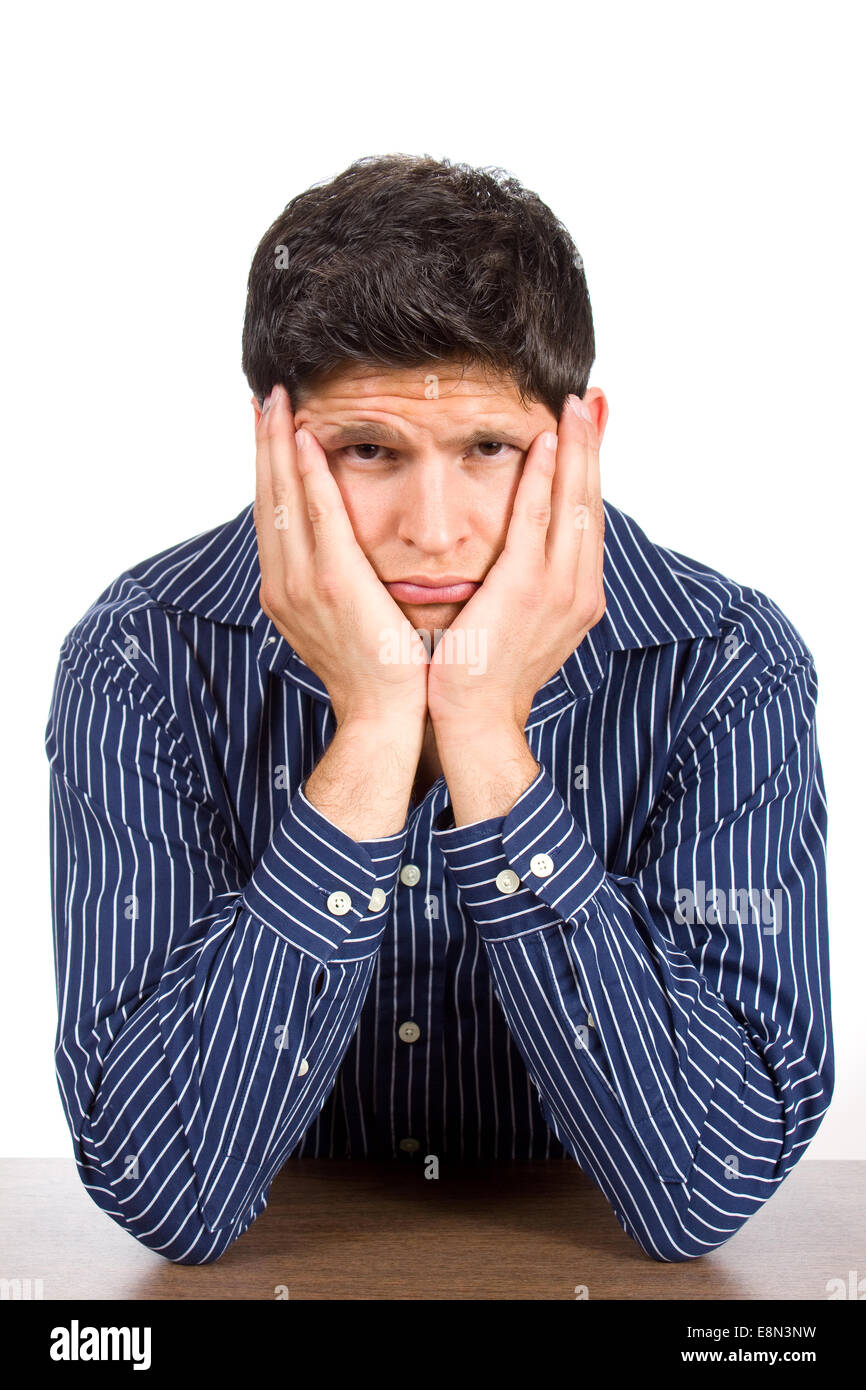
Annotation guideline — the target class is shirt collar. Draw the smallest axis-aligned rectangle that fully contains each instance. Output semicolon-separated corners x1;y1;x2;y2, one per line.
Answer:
133;498;725;719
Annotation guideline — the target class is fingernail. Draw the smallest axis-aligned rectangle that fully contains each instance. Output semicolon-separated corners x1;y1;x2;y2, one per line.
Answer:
295;428;307;449
262;392;273;413
542;431;558;450
569;395;592;422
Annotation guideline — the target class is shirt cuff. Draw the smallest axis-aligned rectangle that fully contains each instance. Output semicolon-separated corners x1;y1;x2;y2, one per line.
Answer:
242;778;410;962
431;765;607;940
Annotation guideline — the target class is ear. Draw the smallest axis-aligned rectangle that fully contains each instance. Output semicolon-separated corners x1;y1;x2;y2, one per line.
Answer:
251;393;264;426
583;388;609;446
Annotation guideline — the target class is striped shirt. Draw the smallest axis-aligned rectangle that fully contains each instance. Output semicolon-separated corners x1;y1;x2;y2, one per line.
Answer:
44;497;833;1264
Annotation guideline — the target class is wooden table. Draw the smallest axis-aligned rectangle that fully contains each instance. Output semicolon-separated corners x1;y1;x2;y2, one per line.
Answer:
1;1158;862;1300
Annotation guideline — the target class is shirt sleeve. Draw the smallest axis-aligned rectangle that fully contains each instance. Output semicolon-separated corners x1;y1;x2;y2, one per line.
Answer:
431;646;833;1262
45;629;409;1263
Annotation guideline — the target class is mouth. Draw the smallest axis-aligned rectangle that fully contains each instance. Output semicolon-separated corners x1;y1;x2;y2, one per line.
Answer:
385;579;480;604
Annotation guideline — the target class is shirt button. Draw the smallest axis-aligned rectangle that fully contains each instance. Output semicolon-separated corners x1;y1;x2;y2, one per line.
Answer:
400;864;421;887
529;853;554;877
265;635;277;645
399;1138;421;1153
495;868;520;894
368;887;387;912
326;890;352;916
297;1057;309;1075
398;1021;421;1043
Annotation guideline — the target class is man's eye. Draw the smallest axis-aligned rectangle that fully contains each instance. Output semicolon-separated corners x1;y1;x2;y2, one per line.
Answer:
340;445;386;462
475;441;513;458
338;442;516;463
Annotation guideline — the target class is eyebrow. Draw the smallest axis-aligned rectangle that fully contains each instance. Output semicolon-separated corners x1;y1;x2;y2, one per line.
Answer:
317;421;527;449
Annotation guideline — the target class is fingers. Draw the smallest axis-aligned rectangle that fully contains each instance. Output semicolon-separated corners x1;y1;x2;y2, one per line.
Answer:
544;394;586;574
254;391;293;615
579;397;605;616
292;421;365;575
564;398;605;628
256;386;314;571
254;384;365;611
504;393;604;633
501;428;558;572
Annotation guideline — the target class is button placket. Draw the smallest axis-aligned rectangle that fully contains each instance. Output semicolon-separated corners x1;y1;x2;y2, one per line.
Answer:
390;822;448;1157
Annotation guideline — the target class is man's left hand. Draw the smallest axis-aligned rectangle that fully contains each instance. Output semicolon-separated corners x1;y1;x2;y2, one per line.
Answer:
427;392;606;737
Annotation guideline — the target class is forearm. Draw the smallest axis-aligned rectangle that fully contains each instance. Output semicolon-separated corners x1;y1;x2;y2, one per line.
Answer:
305;715;424;839
433;716;539;827
431;753;832;1262
79;900;377;1262
481;889;812;1263
78;898;314;1262
51;718;412;1263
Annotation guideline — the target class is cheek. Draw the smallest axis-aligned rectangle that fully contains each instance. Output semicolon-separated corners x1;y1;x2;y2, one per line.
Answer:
471;468;523;545
330;474;382;545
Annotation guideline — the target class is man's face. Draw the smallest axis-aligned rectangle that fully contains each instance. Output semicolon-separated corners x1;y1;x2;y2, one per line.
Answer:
290;363;562;633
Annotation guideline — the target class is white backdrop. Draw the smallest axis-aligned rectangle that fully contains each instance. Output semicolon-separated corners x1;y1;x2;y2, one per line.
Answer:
3;0;862;1158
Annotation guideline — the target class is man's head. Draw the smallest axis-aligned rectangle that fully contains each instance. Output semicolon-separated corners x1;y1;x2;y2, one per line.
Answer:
243;154;607;629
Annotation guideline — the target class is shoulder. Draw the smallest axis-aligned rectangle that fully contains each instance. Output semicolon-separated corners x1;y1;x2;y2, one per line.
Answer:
602;499;814;671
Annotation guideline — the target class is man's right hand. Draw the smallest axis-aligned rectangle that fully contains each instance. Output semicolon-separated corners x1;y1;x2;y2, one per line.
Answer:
253;384;430;730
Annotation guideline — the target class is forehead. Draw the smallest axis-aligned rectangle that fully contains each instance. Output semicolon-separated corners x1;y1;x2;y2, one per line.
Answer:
291;363;530;414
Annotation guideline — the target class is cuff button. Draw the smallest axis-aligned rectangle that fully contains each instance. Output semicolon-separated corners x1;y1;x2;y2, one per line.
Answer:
326;890;352;916
368;887;387;912
529;853;554;877
495;869;520;894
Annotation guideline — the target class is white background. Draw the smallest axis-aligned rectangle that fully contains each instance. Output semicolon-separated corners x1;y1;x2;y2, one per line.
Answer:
2;0;862;1158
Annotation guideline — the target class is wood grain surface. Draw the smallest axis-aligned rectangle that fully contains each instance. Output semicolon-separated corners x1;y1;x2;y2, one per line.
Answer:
0;1157;862;1300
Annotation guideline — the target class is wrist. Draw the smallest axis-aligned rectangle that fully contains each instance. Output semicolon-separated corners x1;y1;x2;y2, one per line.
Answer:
430;710;525;745
336;701;426;734
431;720;539;827
338;712;425;748
432;716;535;780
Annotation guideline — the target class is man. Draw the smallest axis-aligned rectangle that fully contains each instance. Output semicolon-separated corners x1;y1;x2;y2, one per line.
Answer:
45;154;832;1267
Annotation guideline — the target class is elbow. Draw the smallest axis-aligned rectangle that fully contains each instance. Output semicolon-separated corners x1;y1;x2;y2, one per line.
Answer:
134;1199;260;1265
73;1162;255;1266
163;1236;238;1266
123;1212;253;1266
612;1177;755;1265
629;1218;741;1265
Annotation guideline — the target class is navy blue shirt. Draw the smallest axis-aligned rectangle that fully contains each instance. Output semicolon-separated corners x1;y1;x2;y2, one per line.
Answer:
44;497;833;1263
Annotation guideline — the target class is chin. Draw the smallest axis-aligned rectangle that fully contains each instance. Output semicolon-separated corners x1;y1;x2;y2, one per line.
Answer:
405;602;460;627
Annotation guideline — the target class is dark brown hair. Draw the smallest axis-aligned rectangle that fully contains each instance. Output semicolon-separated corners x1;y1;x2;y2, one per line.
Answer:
242;153;595;417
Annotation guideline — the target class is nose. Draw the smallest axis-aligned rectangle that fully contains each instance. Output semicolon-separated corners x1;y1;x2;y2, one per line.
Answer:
395;458;473;554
